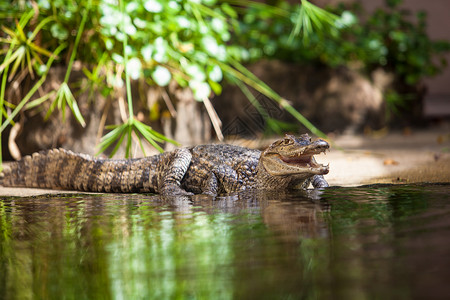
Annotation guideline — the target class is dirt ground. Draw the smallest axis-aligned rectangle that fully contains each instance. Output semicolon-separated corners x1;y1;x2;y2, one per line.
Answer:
0;127;449;197
323;128;450;186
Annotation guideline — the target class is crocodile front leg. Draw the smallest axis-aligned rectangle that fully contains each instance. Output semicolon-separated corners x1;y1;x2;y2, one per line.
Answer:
201;165;244;196
158;148;194;196
311;175;329;188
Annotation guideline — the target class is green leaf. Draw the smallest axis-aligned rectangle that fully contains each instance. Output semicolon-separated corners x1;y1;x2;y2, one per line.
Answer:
97;124;127;155
110;128;127;157
221;3;237;19
189;80;211;101
47;82;86;127
133;121;164;152
127;57;142;80
68;97;86;127
151;66;171;86
141;45;153;62
50;23;69;40
208;80;222;95
24;91;55;110
201;36;219;56
208;65;223;82
144;0;163;13
125;123;133;158
134;119;179;145
7;46;25;80
185;64;206;82
133;127;147;156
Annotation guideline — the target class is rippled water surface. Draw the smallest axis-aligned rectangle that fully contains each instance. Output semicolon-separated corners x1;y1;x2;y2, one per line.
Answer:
1;184;450;299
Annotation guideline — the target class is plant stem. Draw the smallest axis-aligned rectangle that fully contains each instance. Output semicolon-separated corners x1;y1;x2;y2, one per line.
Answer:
63;3;89;84
120;0;134;122
0;53;11;168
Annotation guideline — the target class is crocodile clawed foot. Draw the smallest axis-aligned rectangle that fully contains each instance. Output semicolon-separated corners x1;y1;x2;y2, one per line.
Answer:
201;191;217;197
161;184;194;196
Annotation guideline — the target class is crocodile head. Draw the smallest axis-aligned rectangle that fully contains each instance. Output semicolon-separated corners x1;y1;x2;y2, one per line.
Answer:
258;134;329;188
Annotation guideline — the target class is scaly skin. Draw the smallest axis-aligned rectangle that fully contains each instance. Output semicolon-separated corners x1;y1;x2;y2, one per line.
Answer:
0;134;329;196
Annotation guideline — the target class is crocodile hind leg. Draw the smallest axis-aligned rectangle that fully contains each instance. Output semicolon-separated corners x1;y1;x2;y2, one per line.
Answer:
158;148;194;196
201;165;243;196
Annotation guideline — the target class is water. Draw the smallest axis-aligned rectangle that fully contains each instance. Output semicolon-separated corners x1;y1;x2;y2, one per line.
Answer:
1;184;449;300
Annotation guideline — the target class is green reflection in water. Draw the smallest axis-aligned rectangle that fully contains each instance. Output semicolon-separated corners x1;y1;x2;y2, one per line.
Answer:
0;194;315;299
0;185;449;299
108;207;235;299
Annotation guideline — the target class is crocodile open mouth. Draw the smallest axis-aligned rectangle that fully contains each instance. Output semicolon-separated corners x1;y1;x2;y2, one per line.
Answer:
281;150;329;173
280;154;322;168
280;140;329;171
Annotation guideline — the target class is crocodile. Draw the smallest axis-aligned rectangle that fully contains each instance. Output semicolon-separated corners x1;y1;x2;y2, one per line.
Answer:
0;134;330;196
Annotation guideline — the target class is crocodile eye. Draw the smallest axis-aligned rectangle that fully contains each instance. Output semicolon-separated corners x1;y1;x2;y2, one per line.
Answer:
284;139;291;145
299;134;311;143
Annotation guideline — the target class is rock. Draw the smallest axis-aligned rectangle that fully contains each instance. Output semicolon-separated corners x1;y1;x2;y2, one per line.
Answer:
213;60;387;136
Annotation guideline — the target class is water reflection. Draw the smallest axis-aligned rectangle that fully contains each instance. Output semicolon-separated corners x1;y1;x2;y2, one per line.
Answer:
1;184;449;299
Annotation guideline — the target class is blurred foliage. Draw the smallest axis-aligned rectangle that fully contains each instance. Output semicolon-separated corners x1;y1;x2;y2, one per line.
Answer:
237;0;450;84
0;0;339;162
235;0;450;115
0;0;449;162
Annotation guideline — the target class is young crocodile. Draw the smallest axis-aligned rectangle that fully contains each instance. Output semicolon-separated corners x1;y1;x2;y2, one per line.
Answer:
0;134;329;196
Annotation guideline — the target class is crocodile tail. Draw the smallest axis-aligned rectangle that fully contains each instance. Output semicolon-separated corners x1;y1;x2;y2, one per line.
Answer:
0;148;159;193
